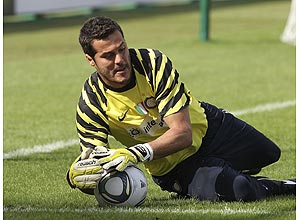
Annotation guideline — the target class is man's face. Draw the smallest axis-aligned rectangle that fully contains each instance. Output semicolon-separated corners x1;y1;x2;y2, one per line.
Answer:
85;30;132;89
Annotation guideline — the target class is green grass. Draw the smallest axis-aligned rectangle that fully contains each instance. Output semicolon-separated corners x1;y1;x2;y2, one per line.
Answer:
3;1;296;219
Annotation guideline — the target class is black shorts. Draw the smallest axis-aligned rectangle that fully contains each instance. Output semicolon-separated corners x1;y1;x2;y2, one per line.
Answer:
152;102;281;199
198;102;281;171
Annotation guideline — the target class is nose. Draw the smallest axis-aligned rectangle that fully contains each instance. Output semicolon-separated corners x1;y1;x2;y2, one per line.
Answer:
115;53;124;65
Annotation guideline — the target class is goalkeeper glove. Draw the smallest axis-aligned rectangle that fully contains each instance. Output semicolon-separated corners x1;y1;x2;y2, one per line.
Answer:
66;146;108;189
98;143;154;171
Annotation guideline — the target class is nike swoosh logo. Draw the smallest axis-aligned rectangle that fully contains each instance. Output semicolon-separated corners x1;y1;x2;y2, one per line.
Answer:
118;109;129;121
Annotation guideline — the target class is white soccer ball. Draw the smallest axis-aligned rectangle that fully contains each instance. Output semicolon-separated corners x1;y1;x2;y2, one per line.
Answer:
94;166;148;207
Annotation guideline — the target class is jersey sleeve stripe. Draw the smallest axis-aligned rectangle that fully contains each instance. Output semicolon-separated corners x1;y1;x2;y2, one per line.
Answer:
140;49;155;90
77;103;109;130
90;73;107;105
76;112;109;147
78;131;108;145
76;113;100;131
84;78;108;118
76;112;109;146
79;136;108;149
77;121;108;137
130;49;146;76
153;49;163;73
159;82;190;117
81;89;107;121
156;64;179;101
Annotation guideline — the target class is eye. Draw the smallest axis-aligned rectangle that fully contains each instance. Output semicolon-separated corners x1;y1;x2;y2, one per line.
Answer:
119;45;126;52
103;53;115;60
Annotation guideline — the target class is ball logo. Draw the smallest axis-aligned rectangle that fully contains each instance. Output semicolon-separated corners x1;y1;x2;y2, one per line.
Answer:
94;166;148;207
140;180;147;188
98;171;131;204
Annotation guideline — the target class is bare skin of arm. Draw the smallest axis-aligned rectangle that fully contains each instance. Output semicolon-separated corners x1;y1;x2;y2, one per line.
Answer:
148;107;192;160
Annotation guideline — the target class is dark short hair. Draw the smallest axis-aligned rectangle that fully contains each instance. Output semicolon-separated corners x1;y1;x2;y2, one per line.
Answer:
79;16;124;58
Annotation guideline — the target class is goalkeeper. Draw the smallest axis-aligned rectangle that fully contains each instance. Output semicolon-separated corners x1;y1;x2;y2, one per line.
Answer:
66;16;295;202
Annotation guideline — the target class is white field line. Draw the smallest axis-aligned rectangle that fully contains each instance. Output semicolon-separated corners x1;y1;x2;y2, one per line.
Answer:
3;139;78;159
3;206;282;215
231;100;296;116
3;100;295;160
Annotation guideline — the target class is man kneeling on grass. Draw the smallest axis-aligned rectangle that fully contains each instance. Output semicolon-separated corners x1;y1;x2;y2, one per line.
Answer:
66;16;296;202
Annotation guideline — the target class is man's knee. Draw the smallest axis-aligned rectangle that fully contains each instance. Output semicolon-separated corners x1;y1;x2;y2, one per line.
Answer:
185;158;267;202
269;144;281;163
187;166;223;201
215;168;261;202
232;176;256;201
259;136;281;165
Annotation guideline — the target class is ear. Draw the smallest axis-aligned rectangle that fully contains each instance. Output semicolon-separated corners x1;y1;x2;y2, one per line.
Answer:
85;54;95;67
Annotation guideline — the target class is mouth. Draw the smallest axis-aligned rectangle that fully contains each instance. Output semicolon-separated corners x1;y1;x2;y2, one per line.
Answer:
116;67;125;73
114;65;128;75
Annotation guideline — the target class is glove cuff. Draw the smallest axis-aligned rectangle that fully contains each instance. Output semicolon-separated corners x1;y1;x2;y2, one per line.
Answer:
128;143;154;162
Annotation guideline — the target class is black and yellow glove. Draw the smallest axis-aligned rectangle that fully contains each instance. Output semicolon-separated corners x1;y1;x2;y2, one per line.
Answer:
98;143;154;171
66;146;109;189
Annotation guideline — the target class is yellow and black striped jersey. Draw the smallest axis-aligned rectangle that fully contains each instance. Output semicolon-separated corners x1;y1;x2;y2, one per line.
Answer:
76;48;208;176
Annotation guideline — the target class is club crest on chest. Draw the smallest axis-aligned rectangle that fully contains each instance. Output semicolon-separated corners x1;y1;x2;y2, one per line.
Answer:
135;97;157;115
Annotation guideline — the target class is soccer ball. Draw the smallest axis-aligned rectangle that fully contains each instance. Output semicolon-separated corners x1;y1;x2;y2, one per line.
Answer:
94;166;148;207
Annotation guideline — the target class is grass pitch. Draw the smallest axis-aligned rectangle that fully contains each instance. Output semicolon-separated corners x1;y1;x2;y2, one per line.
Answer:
3;1;296;219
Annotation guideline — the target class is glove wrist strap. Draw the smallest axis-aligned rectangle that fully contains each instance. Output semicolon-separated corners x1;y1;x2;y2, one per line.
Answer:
128;143;154;162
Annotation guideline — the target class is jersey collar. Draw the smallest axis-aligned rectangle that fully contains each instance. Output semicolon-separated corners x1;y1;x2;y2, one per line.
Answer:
97;70;136;92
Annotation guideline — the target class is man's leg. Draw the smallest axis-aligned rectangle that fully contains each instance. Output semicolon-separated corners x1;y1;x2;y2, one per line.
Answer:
187;158;295;202
152;156;295;202
199;102;281;172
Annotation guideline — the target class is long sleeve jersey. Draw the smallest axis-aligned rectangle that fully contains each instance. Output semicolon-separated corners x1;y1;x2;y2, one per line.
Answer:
76;48;208;176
